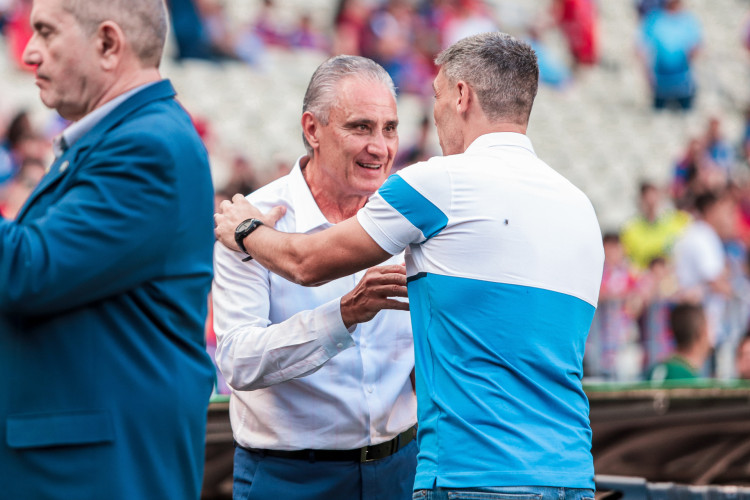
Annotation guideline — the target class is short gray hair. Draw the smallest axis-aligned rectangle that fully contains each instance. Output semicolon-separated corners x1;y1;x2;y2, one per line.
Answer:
435;32;539;125
63;0;168;67
302;55;396;156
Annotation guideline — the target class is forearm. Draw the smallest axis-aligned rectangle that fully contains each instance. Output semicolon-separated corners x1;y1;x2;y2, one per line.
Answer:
243;219;390;286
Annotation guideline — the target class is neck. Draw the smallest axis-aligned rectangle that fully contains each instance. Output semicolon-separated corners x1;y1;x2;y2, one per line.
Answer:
462;121;527;152
302;158;370;224
674;349;703;372
75;67;161;121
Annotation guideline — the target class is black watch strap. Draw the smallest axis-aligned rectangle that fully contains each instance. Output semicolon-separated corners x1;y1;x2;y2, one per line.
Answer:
235;218;264;262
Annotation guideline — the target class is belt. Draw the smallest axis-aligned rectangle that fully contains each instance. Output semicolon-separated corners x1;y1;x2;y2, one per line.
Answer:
241;425;417;463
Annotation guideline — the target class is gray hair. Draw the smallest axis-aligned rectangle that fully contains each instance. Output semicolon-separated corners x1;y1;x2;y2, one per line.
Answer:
63;0;168;67
302;55;396;156
435;32;539;125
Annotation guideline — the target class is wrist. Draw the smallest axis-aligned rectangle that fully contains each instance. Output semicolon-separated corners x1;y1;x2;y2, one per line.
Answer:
234;218;264;262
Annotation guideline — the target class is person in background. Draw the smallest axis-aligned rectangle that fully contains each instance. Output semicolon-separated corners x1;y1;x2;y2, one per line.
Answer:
212;55;417;500
621;180;690;271
673;191;735;376
645;302;711;382
638;0;702;110
0;0;216;497
587;232;642;381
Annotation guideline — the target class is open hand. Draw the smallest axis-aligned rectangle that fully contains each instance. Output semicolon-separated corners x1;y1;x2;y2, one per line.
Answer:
340;264;409;328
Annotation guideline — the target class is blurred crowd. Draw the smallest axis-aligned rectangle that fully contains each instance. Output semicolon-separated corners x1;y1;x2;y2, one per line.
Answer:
4;0;750;389
591;113;750;383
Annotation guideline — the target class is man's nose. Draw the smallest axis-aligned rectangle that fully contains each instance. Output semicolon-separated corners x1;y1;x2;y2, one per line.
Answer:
367;130;389;157
22;35;41;67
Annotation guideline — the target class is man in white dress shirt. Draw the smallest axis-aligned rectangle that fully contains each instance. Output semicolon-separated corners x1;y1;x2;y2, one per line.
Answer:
212;55;417;500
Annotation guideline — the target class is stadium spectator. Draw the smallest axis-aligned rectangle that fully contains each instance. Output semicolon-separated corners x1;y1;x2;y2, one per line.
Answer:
638;0;702;110
440;0;499;49
549;0;599;67
645;302;711;382
288;13;330;52
166;0;216;59
216;31;604;500
621;181;690;270
672;137;723;211
637;256;681;371
213;55;417;500
366;0;435;95
673;191;734;372
704;116;735;177
1;0;216;497
333;0;371;56
588;232;642;381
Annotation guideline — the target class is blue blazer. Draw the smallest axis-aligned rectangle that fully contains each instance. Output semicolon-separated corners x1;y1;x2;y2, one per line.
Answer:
0;80;216;499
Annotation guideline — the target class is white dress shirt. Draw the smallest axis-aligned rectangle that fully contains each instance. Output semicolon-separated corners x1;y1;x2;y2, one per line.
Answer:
212;158;416;451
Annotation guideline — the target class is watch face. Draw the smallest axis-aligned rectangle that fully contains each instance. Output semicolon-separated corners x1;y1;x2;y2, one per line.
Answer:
236;219;254;234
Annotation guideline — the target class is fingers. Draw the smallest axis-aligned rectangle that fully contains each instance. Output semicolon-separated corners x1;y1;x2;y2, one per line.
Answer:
264;205;287;226
380;298;410;311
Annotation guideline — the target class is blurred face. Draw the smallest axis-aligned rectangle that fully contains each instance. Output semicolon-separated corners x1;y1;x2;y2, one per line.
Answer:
23;0;103;120
312;77;398;197
706;196;737;240
640;187;660;219
432;68;463;156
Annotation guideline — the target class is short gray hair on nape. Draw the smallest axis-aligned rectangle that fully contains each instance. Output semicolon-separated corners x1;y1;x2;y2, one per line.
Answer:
435;31;539;126
301;55;396;156
63;0;168;67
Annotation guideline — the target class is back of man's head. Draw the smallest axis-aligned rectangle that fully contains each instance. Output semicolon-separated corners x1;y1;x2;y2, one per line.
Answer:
301;55;395;156
63;0;168;67
434;32;539;126
669;303;706;351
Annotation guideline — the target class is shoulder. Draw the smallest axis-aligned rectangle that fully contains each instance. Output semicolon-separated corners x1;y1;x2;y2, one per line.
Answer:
244;174;295;219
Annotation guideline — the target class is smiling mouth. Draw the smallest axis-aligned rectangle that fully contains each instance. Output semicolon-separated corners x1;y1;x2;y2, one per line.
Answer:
357;162;381;170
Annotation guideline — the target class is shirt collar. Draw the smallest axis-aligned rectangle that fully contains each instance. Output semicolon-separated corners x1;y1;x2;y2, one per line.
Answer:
464;132;536;156
287;156;333;234
57;81;158;157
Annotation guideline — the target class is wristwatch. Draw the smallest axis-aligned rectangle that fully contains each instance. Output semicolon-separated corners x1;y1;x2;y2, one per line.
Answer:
234;218;264;262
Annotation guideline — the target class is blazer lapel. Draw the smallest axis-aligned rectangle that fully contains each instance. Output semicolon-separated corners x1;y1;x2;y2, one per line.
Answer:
16;80;177;222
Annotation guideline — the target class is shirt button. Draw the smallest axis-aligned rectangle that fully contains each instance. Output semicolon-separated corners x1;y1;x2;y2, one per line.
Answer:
336;343;344;349
367;386;374;393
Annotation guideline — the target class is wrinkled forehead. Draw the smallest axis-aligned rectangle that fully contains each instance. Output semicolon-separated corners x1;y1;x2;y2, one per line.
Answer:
332;77;397;116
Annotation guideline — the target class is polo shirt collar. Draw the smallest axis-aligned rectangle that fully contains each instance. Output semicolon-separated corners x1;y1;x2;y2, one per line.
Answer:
288;156;333;234
465;132;536;156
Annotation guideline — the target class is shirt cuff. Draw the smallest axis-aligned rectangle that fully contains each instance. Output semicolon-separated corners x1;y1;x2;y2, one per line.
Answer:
318;297;356;355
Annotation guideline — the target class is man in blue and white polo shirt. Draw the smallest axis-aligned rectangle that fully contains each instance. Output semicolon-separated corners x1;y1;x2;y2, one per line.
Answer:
216;31;604;500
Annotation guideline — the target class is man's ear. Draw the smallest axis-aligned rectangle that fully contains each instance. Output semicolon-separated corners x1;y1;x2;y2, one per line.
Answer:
455;80;471;115
96;21;125;71
301;111;321;151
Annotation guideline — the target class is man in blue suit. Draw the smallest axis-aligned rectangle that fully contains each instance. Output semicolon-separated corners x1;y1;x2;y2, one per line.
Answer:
0;0;216;498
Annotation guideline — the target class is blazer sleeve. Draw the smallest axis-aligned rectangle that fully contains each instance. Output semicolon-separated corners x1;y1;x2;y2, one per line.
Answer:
0;127;180;316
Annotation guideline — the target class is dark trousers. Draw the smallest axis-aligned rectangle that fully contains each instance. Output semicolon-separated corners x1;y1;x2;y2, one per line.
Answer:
233;440;418;500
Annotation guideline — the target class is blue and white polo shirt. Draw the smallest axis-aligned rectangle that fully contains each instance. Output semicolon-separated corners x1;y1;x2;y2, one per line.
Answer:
357;132;604;490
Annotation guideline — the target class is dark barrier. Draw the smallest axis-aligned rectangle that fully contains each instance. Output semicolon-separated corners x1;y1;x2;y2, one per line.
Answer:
203;382;750;499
